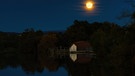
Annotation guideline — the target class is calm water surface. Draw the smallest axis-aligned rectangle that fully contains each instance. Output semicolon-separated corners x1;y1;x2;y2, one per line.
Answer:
0;66;68;76
0;51;96;76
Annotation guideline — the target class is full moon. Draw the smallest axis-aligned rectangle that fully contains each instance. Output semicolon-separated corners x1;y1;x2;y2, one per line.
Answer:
86;2;93;9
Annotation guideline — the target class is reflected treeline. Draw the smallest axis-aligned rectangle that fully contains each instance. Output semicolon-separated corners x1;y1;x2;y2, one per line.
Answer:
0;48;95;76
0;19;134;76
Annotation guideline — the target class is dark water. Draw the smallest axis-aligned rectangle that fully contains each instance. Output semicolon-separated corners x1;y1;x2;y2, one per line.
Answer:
0;51;96;76
0;67;68;76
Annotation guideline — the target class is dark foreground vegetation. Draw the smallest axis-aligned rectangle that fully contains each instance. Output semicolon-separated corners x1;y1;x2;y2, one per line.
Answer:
0;12;135;76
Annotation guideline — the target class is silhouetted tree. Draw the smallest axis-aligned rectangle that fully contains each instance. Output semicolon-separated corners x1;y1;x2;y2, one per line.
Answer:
64;20;90;46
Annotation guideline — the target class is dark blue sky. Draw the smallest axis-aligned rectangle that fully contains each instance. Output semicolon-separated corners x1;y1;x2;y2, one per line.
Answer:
0;0;134;32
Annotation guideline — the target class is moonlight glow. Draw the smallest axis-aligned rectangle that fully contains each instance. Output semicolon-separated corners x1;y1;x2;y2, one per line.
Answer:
86;2;93;9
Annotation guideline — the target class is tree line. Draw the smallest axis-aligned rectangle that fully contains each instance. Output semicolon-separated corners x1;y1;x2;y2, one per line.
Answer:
0;12;135;76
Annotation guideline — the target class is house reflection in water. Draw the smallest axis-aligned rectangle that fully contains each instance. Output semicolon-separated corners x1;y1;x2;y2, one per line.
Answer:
69;41;95;63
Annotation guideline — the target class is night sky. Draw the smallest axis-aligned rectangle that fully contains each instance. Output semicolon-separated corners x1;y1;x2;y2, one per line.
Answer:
0;0;134;32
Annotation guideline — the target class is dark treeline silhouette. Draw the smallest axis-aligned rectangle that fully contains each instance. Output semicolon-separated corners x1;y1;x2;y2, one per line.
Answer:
0;12;135;76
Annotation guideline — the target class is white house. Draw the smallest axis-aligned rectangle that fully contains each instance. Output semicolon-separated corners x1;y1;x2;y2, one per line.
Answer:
69;41;93;63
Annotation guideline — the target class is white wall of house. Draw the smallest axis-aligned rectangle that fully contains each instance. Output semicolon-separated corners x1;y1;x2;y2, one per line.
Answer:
69;44;77;61
69;44;77;52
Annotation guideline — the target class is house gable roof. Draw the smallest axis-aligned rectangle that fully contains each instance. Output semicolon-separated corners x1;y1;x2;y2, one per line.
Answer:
73;41;91;49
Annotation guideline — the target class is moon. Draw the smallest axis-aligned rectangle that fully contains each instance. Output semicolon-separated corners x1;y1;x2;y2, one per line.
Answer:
86;2;93;9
